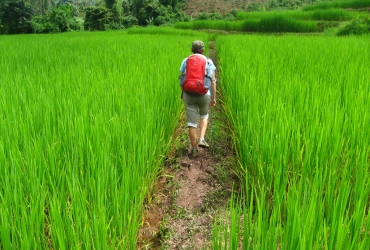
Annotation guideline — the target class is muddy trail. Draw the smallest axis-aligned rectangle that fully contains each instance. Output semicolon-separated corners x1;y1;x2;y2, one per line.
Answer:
137;42;239;249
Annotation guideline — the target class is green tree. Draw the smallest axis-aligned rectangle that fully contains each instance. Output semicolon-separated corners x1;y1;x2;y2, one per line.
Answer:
105;0;116;9
270;0;279;8
120;0;185;27
337;17;370;36
31;3;83;33
50;4;73;31
122;0;132;15
136;0;161;25
159;0;178;8
247;2;266;12
84;6;111;30
121;0;137;27
0;0;33;34
36;0;54;16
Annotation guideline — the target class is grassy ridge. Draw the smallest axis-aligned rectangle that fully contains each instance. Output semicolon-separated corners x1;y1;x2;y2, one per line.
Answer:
303;0;370;11
175;8;360;33
0;32;204;248
237;9;354;21
175;15;318;33
175;0;370;34
216;34;370;248
127;26;207;36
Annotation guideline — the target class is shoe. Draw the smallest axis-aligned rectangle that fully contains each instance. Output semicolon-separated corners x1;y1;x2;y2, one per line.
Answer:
198;138;209;148
190;148;199;158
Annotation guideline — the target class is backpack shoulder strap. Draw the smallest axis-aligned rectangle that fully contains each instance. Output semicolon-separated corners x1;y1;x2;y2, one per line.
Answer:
189;53;207;62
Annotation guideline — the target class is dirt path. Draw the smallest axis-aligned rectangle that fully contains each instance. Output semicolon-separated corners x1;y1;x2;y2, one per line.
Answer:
137;41;238;249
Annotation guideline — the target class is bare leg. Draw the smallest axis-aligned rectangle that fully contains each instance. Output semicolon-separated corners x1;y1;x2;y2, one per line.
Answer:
199;118;208;139
189;127;198;149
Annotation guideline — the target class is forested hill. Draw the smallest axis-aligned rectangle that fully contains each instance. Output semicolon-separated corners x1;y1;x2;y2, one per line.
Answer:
183;0;259;17
0;0;333;34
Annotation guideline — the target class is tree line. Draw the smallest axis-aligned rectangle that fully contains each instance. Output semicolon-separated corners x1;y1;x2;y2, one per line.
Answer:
0;0;351;35
0;0;189;34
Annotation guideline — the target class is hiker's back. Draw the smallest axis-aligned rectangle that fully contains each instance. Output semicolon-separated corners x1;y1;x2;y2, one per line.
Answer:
182;54;207;95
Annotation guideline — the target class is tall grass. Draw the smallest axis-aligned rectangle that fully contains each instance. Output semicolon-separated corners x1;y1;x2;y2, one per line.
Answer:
250;14;318;32
128;26;206;36
174;21;194;30
237;9;353;21
175;20;244;31
216;34;370;248
303;0;370;11
193;20;244;32
310;9;354;21
176;15;317;33
0;31;203;248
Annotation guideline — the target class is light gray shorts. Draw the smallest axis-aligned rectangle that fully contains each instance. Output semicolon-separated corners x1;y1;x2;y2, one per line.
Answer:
183;92;211;128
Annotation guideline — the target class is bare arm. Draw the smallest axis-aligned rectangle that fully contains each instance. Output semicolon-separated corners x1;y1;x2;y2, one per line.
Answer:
210;72;216;106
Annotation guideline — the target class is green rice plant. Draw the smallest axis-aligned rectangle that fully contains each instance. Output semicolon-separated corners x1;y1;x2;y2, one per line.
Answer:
237;8;355;22
303;0;370;11
0;31;207;248
236;11;271;21
174;21;194;30
176;20;244;32
193;20;244;32
128;26;204;36
310;9;354;21
175;15;317;33
244;14;318;33
215;34;370;248
288;9;354;21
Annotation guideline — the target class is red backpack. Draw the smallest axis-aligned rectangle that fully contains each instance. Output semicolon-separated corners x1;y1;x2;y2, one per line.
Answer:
182;54;207;95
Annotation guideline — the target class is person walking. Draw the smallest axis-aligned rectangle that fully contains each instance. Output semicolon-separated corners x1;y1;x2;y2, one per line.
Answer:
179;40;217;157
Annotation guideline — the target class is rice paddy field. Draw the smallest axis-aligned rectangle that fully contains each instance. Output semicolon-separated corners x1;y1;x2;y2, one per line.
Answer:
175;0;370;34
0;31;208;248
1;29;370;249
215;34;370;249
